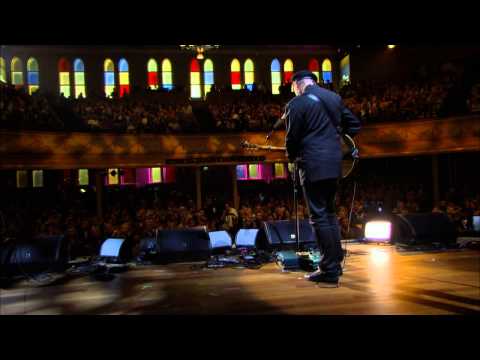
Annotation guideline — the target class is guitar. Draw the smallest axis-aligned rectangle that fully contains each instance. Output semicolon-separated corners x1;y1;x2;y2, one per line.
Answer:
241;133;359;179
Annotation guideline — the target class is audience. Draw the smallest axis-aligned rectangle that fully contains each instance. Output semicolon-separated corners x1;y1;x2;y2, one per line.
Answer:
1;175;478;258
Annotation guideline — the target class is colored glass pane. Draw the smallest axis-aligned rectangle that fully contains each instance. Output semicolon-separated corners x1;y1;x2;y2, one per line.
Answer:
27;58;39;72
236;165;248;180
104;72;115;85
162;59;173;89
28;85;39;95
119;72;129;85
105;86;115;98
231;71;241;85
190;59;200;72
204;72;214;84
244;72;254;85
119;85;129;96
308;59;319;71
16;170;28;188
204;84;212;95
323;72;332;83
162;58;172;71
148;72;158;87
274;163;286;178
60;85;71;98
32;170;44;188
28;72;39;85
108;168;119;185
191;85;201;99
75;86;86;98
74;72;85;85
79;169;89;185
74;59;85;72
59;72;70;85
190;72;200;84
0;58;6;82
204;59;213;72
147;59;157;72
12;72;23;85
271;59;280;71
322;59;332;71
248;164;260;179
151;168;161;183
104;59;114;72
12;58;22;72
118;59;128;72
231;59;240;72
284;59;293;72
58;58;70;72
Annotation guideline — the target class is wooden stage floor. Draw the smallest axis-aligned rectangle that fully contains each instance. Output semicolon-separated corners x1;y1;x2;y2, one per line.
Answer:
1;244;479;315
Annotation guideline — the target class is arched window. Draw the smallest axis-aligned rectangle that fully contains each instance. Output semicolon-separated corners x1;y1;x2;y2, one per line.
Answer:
27;57;39;95
230;59;241;90
340;55;350;85
190;59;201;99
78;169;89;186
244;59;254;91
118;58;130;97
270;58;281;95
73;58;86;98
203;59;214;95
162;58;173;90
147;58;158;90
283;59;294;83
322;59;332;84
58;58;71;97
1;57;7;83
104;58;115;98
32;170;44;188
308;59;320;82
11;57;23;87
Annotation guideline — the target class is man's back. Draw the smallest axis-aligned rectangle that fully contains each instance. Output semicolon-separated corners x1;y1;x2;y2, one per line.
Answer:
285;84;361;182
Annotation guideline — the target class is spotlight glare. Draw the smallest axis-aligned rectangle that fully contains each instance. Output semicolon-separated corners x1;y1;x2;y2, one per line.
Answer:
387;44;396;49
364;221;392;242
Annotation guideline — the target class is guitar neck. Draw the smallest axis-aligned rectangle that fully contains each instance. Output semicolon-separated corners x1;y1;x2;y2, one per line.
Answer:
256;145;286;151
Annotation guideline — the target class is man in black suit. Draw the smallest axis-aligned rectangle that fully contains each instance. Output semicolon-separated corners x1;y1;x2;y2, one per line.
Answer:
284;70;361;284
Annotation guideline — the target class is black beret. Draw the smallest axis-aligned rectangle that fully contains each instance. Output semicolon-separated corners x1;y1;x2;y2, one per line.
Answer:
291;70;318;83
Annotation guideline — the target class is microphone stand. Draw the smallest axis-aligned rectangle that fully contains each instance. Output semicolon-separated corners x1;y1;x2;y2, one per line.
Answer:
293;159;300;253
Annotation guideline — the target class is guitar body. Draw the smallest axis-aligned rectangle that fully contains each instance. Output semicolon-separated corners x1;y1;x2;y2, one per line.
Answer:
241;134;359;179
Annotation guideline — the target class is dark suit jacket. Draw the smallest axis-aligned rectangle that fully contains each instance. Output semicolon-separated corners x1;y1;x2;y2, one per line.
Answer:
285;84;361;182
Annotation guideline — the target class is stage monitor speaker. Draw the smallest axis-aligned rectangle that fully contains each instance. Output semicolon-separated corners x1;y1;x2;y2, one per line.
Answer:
234;229;260;248
138;237;160;262
99;238;132;263
0;236;68;277
258;220;318;250
156;228;211;262
393;213;457;247
208;231;233;252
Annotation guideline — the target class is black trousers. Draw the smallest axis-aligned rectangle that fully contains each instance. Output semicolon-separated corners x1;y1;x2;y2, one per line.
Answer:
302;178;344;276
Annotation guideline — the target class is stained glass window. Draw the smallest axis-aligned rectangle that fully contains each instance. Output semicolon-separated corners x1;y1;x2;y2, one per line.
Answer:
248;164;261;179
58;58;71;98
11;57;23;87
27;58;39;95
73;58;86;98
274;163;287;178
308;59;320;83
283;59;294;83
271;58;281;95
203;59;214;96
190;59;201;99
78;169;89;186
340;55;350;85
322;59;333;84
151;167;162;183
162;58;173;90
107;168;119;185
16;170;28;188
230;58;241;90
236;165;248;180
244;59;254;91
118;58;130;97
32;170;44;188
147;58;158;90
0;57;6;83
104;58;115;98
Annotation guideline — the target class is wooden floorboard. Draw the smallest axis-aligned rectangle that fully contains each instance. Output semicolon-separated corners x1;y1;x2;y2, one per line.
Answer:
0;244;479;315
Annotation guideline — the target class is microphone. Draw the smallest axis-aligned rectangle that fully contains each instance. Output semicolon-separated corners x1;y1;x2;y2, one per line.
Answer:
266;111;288;141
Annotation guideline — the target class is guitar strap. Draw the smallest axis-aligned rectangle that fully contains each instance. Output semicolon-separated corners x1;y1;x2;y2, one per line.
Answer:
305;92;343;135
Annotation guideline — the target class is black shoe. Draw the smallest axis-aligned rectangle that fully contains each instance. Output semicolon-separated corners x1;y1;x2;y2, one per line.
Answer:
305;270;339;284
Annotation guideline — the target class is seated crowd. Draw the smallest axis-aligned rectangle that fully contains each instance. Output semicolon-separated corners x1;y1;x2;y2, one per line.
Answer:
1;71;476;134
1;178;478;259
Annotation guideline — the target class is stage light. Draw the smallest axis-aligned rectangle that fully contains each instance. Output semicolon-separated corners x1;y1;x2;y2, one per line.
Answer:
364;220;392;243
387;45;396;49
80;188;86;193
